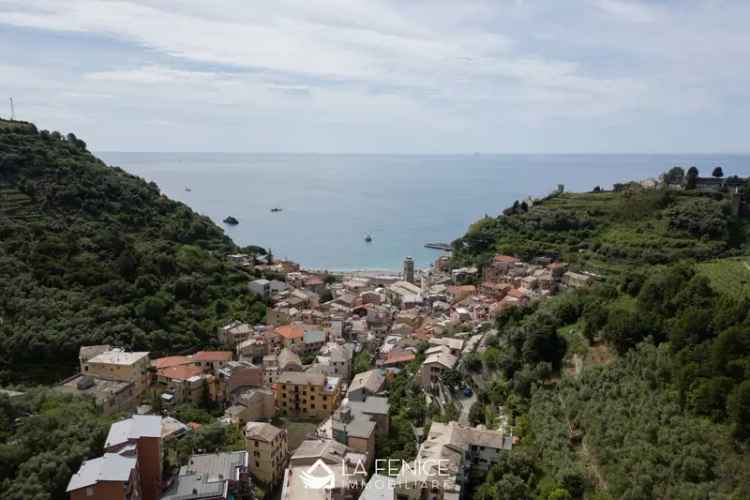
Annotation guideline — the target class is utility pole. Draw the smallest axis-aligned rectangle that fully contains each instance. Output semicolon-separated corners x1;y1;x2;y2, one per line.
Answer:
9;97;14;120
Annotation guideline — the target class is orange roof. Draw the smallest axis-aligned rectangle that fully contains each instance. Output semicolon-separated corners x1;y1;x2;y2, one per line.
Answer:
275;325;305;340
158;365;203;381
494;255;519;263
192;351;233;362
152;356;192;370
507;288;527;299
305;276;324;286
384;351;416;365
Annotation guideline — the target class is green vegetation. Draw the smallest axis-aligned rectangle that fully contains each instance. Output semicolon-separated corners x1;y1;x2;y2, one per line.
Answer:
452;187;745;277
0;388;112;500
460;180;750;499
698;257;750;300
0;119;266;382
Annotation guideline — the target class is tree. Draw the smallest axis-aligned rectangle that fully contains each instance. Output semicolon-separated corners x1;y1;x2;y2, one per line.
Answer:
685;166;699;189
663;166;685;185
440;369;463;390
712;166;724;178
352;351;373;375
468;401;485;425
728;380;750;441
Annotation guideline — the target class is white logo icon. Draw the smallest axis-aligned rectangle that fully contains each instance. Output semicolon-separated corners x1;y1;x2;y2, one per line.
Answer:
300;459;335;490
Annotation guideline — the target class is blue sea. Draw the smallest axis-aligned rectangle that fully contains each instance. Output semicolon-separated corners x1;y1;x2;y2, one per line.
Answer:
97;153;750;271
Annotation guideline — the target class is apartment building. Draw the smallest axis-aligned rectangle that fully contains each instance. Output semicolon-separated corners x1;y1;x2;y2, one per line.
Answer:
274;372;342;419
81;347;150;398
244;422;289;485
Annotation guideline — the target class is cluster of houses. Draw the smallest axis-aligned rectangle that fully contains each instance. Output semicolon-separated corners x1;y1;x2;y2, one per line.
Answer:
58;249;592;500
66;413;255;500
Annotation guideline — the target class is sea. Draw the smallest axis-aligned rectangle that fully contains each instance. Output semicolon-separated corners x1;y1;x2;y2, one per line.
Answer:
97;153;750;271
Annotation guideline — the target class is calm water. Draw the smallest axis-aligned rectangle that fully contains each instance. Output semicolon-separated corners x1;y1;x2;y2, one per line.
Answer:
97;153;750;270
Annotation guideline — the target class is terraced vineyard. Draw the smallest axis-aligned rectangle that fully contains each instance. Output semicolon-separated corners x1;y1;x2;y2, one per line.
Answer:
0;186;41;222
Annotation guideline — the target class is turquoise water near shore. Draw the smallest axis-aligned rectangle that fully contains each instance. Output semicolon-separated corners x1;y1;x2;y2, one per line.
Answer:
98;153;750;270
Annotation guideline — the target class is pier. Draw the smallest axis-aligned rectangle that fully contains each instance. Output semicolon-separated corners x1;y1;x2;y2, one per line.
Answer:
424;242;452;251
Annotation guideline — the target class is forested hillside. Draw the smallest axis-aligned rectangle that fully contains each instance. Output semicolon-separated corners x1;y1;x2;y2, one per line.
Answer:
452;184;750;276
458;183;750;499
0;119;265;382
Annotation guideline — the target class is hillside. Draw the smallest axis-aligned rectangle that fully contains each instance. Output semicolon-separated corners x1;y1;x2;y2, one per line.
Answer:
0;119;265;382
458;183;750;499
452;186;749;277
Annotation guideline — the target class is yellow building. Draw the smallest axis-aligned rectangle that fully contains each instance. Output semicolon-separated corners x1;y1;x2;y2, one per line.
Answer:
244;422;288;485
274;372;341;419
82;348;151;398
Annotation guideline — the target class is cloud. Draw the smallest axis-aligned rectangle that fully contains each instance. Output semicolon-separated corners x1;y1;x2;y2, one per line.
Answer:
592;0;657;23
0;0;749;152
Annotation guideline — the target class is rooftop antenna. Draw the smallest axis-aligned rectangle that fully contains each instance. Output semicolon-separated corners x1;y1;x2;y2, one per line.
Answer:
9;97;14;120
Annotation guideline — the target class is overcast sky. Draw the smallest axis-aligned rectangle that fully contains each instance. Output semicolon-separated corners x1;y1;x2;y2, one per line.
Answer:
1;0;748;153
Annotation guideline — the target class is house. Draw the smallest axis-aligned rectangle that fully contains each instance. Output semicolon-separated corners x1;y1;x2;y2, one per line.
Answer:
218;360;264;398
316;342;354;380
275;324;305;349
219;321;254;348
160;451;253;500
249;279;271;300
237;336;267;363
418;348;458;387
428;337;465;357
156;365;207;404
80;347;151;400
105;415;162;500
67;453;141;500
245;422;289;485
562;271;593;288
323;394;389;468
385;281;423;309
274;372;342;419
225;388;276;425
263;354;280;386
192;351;234;371
278;348;304;372
451;266;478;285
382;350;415;368
484;255;520;282
394;422;511;500
347;369;385;402
302;329;327;353
280;439;367;500
58;374;136;416
67;415;162;500
161;416;190;442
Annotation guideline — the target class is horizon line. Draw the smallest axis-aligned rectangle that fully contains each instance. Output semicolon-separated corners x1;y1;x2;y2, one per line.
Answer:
95;151;750;156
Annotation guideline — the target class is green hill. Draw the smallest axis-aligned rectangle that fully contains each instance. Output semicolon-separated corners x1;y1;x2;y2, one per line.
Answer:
0;119;265;382
457;183;750;499
452;186;749;277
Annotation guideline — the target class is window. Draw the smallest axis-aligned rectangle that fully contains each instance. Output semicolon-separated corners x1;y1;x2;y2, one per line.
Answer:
86;486;95;496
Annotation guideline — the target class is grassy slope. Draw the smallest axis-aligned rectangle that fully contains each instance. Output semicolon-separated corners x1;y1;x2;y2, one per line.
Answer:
697;257;750;300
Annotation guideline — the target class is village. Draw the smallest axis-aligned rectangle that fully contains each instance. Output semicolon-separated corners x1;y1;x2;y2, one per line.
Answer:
59;250;595;500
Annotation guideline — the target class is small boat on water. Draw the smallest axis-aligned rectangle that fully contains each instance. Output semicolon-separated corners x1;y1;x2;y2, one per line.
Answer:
365;234;372;243
185;187;192;192
270;207;283;213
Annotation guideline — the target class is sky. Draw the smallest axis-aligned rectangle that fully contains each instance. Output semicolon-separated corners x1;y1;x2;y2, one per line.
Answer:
1;0;749;153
